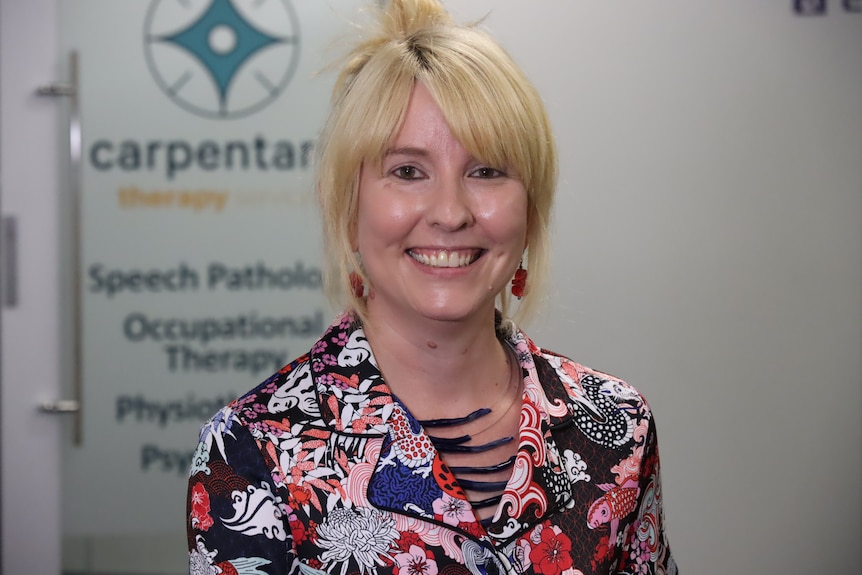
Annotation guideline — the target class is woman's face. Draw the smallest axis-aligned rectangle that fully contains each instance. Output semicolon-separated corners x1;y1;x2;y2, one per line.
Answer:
355;82;528;326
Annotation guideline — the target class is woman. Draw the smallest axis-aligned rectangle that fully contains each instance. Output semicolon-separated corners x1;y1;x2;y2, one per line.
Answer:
187;1;675;574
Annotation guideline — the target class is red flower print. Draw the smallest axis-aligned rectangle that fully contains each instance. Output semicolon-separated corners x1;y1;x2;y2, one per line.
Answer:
591;535;612;571
460;520;485;540
529;525;573;575
397;531;424;552
289;517;307;544
288;483;312;507
189;482;213;532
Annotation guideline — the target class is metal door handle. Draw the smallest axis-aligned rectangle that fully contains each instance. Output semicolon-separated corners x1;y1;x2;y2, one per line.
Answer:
40;400;81;413
38;51;83;443
37;83;74;97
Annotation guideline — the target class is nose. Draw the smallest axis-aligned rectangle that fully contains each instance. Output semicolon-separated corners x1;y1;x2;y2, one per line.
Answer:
426;174;475;231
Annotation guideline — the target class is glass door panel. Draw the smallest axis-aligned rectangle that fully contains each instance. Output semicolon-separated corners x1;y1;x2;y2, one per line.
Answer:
58;2;363;572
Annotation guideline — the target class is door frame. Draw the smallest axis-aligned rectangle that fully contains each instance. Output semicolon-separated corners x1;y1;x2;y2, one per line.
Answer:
1;0;64;572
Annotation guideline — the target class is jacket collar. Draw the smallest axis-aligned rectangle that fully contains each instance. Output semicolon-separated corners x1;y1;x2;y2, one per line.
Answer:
309;313;577;436
308;313;579;544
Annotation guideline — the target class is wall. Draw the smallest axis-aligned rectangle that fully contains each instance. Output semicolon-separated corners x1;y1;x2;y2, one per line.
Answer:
452;2;861;573
2;1;860;574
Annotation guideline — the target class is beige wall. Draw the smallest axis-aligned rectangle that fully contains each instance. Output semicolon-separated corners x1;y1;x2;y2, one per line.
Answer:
459;2;862;573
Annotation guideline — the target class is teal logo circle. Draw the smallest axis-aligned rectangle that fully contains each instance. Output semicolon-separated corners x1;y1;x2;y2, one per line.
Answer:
144;0;300;119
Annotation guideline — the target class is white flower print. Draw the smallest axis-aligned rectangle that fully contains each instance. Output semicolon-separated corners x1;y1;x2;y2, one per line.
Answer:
316;507;399;575
188;549;218;575
188;535;218;575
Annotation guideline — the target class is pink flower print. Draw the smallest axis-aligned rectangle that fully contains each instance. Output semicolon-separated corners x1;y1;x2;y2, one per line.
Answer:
249;420;277;435
231;394;256;409
241;402;267;420
332;331;349;346
394;545;438;575
312;340;327;354
529;524;573;575
322;353;338;366
432;493;472;526
317;374;335;388
629;539;651;575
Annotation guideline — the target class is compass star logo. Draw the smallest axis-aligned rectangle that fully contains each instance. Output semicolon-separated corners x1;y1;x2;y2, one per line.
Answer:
144;0;300;119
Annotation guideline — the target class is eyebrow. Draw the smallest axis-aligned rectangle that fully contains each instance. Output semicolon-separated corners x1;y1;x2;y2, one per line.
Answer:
384;146;429;158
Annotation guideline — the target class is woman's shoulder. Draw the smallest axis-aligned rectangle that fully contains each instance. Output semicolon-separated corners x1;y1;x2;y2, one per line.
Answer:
541;345;650;402
513;327;639;391
513;328;656;428
525;345;659;458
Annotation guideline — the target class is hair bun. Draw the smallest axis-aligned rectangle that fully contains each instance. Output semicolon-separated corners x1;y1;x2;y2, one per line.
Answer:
379;0;452;40
336;0;453;97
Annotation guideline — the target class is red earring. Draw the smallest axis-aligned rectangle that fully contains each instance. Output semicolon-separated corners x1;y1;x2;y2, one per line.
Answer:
511;263;527;299
350;272;364;299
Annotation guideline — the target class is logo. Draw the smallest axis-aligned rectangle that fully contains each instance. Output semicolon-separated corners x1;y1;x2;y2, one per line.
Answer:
144;0;300;119
794;0;862;14
794;0;827;14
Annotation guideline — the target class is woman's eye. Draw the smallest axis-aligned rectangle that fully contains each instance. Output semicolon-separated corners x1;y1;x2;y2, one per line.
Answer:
471;166;505;179
392;165;423;180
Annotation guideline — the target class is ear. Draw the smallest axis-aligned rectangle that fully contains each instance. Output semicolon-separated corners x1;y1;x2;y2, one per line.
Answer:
349;220;359;252
349;168;365;252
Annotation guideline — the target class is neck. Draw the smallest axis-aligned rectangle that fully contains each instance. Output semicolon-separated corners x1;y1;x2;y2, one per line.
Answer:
362;305;511;421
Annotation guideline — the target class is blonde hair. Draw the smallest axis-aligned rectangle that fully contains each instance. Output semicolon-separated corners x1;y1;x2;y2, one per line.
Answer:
317;0;557;325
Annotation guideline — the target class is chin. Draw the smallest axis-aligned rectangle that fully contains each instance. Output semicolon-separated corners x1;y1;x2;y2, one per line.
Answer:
412;295;496;324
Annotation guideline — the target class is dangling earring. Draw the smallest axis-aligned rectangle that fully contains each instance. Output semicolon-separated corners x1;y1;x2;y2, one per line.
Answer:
511;262;527;299
349;272;365;299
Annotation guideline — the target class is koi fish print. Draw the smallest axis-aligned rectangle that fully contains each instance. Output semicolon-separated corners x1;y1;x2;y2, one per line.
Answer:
587;476;640;546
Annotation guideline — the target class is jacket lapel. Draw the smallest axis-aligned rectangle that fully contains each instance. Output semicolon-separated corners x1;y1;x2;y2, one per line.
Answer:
310;317;457;525
482;330;580;547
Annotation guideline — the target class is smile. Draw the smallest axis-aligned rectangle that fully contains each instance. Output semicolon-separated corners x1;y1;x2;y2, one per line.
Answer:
407;249;482;268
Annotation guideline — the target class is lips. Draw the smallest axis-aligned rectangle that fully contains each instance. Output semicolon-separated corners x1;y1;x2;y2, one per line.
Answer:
407;249;482;268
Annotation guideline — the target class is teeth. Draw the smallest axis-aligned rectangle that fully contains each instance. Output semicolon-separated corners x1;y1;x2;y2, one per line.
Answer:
409;250;478;268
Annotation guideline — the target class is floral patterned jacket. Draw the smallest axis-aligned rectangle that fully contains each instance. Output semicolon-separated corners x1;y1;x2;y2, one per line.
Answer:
187;314;676;575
